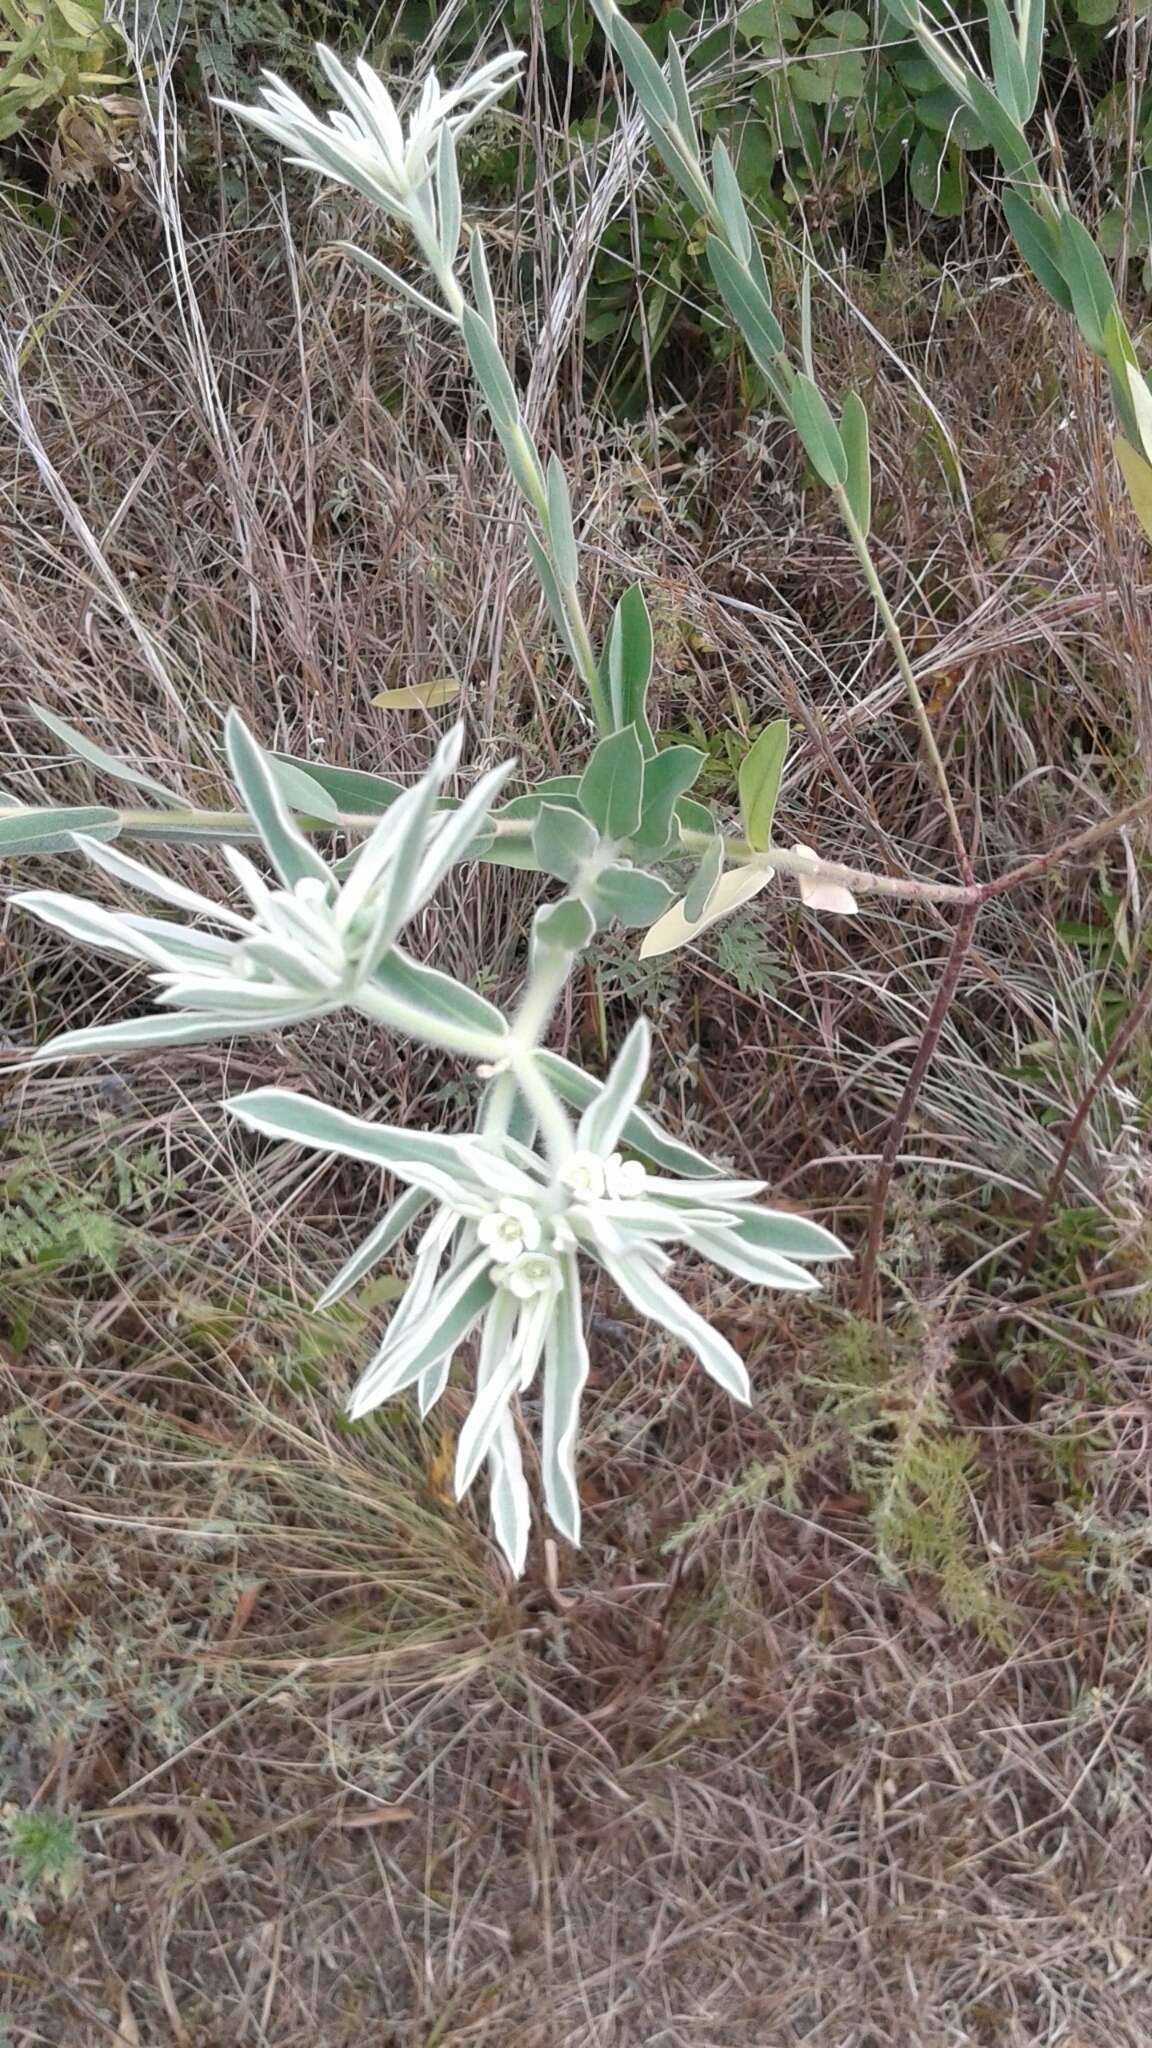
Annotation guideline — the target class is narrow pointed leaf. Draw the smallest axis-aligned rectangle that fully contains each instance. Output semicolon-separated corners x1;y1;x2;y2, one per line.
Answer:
603;1250;751;1402
577;1017;651;1154
541;1255;589;1543
0;805;121;856
316;1186;431;1309
546;455;579;587
224;711;331;891
1000;191;1072;313
789;373;848;489
27;705;183;804
607;585;656;751
839;392;872;536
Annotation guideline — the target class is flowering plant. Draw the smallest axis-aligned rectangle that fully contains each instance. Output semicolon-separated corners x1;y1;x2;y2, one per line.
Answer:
3;31;869;1574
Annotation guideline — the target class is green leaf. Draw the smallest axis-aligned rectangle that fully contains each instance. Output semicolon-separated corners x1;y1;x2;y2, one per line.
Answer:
606;585;656;750
223;712;331;891
631;745;704;854
532;802;600;883
710;138;751;261
265;760;340;821
537;1048;726;1178
789;373;848;488
546;454;579;586
1057;212;1116;355
1001;190;1072;312
587;864;675;927
707;237;786;375
684;835;724;921
373;950;510;1047
839;391;871;535
271;754;402;816
599;2;678;126
909;127;965;218
962;74;1037;181
578;725;645;840
461;304;520;429
0;803;120;857
27;705;182;805
1113;435;1152;545
738;718;790;852
985;0;1030;124
533;895;596;955
912;84;988;150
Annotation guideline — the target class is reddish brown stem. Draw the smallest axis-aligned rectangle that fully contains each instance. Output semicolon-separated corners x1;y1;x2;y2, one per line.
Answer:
856;901;981;1317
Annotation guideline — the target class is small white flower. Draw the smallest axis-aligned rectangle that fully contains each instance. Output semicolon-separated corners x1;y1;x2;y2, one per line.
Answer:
492;1251;563;1301
603;1152;646;1201
477;1198;541;1260
559;1150;607;1202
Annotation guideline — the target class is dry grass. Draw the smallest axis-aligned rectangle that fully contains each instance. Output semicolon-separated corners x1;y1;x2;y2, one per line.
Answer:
3;33;1152;2045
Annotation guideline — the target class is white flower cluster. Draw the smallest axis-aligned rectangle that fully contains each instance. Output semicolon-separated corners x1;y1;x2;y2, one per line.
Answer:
14;716;514;1065
228;1019;848;1575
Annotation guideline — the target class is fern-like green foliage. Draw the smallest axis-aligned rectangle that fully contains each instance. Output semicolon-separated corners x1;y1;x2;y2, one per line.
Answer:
813;1317;1009;1639
1;1131;172;1280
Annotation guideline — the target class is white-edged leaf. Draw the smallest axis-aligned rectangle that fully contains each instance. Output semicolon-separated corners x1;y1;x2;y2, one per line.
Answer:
332;241;453;322
224;1087;532;1197
224;711;332;891
436;120;462;262
69;832;249;927
12;889;186;968
601;1249;751;1402
488;1414;532;1574
24;1010;319;1063
316;1186;431;1309
577;1017;651;1155
540;1253;589;1544
684;1224;822;1291
349;1263;494;1418
536;1050;726;1180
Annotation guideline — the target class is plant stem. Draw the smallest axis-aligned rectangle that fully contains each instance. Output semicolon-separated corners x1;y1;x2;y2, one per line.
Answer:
838;493;972;881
